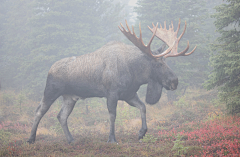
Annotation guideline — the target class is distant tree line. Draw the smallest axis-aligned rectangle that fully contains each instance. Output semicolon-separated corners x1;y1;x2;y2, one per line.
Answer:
0;0;239;114
0;0;126;98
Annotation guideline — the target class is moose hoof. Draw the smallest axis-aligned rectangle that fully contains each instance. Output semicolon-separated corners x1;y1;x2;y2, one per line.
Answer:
107;139;117;143
138;128;147;139
68;139;76;145
27;138;35;144
138;136;144;141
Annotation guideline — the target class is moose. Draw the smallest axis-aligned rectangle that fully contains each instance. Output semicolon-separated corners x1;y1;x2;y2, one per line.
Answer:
27;19;196;144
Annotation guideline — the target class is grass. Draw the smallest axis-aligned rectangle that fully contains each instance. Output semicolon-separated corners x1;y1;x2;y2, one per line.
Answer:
0;88;238;156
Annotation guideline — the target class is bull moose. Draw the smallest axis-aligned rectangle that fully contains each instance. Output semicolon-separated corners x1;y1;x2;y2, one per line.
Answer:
27;19;196;144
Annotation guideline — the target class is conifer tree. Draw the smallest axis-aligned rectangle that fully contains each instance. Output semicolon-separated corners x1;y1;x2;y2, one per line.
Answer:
205;0;240;114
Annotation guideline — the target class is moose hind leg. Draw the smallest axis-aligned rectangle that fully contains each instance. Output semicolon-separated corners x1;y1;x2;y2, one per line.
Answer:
27;95;59;144
107;94;118;143
57;95;78;144
126;94;147;141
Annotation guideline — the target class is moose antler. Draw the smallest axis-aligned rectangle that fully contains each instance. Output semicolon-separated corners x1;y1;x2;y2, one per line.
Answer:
118;20;175;59
148;19;197;58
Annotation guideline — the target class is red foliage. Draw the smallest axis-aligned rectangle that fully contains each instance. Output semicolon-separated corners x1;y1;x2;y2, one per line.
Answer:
158;116;240;156
7;140;22;156
0;121;28;132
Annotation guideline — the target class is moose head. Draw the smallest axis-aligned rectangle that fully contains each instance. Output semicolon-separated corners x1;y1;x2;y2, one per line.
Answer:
118;19;197;104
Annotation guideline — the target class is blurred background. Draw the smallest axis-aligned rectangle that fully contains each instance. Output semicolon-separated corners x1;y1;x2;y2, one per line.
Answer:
0;0;217;99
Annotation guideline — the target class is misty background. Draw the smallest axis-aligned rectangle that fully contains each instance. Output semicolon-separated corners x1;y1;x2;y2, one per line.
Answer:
0;0;239;112
0;0;240;156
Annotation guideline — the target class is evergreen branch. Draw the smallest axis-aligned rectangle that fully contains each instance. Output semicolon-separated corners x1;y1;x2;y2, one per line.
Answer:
215;72;240;86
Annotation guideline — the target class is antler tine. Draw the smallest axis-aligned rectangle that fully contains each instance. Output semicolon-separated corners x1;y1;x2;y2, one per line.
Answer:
164;42;198;58
179;41;190;55
147;22;158;47
175;19;181;35
177;21;187;41
151;23;156;28
132;25;137;38
148;18;197;58
118;23;125;32
119;20;171;59
148;24;155;32
184;45;197;56
125;20;132;34
139;22;143;43
169;21;174;30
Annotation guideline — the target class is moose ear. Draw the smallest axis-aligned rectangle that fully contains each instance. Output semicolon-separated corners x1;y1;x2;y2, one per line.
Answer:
152;43;166;55
145;79;163;105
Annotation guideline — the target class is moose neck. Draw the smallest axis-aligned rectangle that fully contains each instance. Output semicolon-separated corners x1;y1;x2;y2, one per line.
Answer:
127;52;153;86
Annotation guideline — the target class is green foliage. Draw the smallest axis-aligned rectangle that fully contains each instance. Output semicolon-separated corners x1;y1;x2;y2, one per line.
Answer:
204;0;240;114
116;102;138;126
0;90;28;116
49;118;63;134
174;96;188;108
171;134;189;156
0;129;11;145
173;95;197;121
141;133;158;143
1;92;16;106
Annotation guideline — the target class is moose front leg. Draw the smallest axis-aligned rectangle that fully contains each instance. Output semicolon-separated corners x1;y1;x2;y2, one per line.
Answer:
106;93;118;143
126;94;147;141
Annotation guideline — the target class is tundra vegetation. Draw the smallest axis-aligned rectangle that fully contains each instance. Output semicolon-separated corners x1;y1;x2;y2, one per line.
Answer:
0;0;240;156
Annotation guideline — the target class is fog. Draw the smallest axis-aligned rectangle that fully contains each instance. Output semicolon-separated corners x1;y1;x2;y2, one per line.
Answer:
0;0;240;156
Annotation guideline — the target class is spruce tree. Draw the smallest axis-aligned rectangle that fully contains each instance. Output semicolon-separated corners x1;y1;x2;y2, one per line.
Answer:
205;0;240;114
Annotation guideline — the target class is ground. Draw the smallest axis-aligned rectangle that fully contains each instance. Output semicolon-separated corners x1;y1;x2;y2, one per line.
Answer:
0;88;239;156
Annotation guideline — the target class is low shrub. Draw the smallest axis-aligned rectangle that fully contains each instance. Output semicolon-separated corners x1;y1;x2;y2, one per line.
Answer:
158;116;240;156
